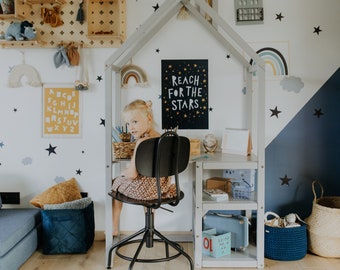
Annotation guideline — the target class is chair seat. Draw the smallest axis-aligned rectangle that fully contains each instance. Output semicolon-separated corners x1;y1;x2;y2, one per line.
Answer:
108;190;184;208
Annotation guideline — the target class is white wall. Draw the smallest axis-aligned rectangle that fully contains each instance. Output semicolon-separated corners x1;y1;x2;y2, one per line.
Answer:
0;0;339;232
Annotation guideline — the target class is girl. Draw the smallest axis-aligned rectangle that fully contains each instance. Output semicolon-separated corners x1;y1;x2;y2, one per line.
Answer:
111;99;177;237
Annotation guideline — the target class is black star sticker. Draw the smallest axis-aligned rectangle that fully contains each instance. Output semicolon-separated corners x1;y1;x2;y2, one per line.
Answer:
313;26;322;35
226;54;231;59
152;3;159;11
280;174;292;186
275;13;284;21
155;48;160;53
313;108;324;118
45;144;57;156
100;118;105;126
209;107;213;111
270;106;282;118
76;169;83;175
97;75;103;82
13;108;18;112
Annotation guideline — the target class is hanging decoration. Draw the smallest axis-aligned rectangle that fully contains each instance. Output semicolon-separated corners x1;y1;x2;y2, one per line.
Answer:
8;52;42;88
121;64;148;88
76;0;85;24
54;43;70;68
41;5;64;28
75;42;89;90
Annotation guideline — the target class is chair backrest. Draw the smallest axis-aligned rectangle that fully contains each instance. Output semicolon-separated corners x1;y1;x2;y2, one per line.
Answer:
135;131;190;178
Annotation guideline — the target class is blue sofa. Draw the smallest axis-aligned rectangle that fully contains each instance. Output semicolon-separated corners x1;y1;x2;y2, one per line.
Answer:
0;208;41;270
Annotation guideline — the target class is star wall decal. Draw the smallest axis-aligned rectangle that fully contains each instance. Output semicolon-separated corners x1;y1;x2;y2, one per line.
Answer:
270;106;282;118
76;169;83;175
45;144;57;156
155;48;160;53
275;12;284;21
13;108;18;112
226;54;231;59
313;26;322;35
313;108;324;118
8;65;14;73
0;141;4;148
96;75;103;82
280;174;292;186
152;3;159;11
209;107;213;111
100;118;105;126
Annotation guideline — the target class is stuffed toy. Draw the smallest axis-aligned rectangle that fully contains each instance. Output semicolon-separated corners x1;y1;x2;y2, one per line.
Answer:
5;20;37;41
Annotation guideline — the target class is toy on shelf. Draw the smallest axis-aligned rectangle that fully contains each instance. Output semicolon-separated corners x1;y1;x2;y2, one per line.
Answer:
5;20;36;41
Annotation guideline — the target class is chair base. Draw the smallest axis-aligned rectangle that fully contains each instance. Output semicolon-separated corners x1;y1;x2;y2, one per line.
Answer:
106;227;194;270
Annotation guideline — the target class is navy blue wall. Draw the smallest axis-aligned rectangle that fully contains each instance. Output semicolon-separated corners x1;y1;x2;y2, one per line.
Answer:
265;68;340;218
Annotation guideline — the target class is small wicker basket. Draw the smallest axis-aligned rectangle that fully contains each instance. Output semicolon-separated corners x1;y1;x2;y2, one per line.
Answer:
112;142;135;159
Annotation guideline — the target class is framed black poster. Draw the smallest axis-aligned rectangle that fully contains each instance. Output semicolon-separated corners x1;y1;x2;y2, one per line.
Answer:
161;59;209;129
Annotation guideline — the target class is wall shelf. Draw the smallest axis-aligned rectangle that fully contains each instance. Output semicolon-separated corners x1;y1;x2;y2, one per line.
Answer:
0;0;126;48
0;0;24;20
24;0;66;7
0;40;45;48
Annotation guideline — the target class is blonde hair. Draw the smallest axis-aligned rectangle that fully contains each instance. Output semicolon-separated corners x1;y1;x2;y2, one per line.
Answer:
122;99;154;122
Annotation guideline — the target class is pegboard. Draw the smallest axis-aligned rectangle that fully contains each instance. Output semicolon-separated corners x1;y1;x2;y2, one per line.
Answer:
0;0;126;48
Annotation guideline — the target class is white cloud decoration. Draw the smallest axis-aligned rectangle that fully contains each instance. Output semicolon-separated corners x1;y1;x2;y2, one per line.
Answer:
280;76;304;93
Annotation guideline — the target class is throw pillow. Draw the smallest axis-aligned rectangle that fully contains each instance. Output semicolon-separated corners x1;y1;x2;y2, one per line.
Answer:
44;197;92;210
30;178;82;208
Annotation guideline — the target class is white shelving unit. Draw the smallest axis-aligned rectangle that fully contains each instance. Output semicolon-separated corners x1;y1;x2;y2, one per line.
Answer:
193;153;264;268
104;0;265;267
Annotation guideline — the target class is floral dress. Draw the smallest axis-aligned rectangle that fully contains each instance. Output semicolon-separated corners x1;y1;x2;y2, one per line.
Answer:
111;175;177;200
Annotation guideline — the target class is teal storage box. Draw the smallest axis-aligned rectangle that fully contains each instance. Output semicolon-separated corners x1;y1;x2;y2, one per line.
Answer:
41;201;94;254
203;212;249;250
202;228;231;257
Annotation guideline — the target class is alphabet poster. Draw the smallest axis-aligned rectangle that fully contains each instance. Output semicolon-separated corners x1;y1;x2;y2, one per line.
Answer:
43;85;81;137
161;59;209;129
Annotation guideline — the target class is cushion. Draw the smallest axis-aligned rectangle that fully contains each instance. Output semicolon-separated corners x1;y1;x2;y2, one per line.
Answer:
30;178;82;208
0;208;41;257
44;197;92;210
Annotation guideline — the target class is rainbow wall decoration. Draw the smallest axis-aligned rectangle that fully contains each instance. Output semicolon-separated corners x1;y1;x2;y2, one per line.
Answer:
250;47;288;76
121;64;148;88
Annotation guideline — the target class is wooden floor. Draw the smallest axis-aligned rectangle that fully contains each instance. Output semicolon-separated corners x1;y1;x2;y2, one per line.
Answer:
20;240;340;270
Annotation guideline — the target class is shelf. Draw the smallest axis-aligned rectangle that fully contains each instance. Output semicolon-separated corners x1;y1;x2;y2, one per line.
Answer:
201;244;258;268
0;40;45;48
24;0;66;7
202;199;258;212
193;152;258;170
87;0;126;41
0;0;24;20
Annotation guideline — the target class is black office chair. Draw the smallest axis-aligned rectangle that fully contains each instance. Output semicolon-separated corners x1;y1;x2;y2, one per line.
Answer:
107;131;193;270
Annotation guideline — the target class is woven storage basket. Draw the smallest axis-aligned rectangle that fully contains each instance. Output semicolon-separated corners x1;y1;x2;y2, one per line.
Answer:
112;142;135;159
265;224;307;261
305;180;340;258
264;212;307;261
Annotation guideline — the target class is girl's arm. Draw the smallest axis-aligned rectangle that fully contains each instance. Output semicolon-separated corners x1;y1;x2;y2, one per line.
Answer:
121;138;145;179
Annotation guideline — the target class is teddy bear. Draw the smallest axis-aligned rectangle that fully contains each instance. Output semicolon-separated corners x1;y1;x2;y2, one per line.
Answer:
5;20;37;41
